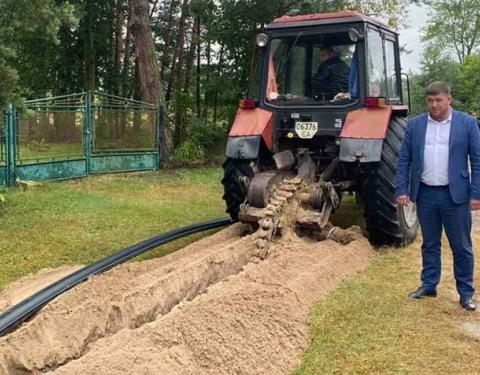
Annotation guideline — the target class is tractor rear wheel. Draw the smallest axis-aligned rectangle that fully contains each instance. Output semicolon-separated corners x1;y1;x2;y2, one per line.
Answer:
364;117;419;247
222;158;254;221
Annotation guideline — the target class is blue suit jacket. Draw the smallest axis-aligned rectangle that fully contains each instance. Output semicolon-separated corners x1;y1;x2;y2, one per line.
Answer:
395;109;480;204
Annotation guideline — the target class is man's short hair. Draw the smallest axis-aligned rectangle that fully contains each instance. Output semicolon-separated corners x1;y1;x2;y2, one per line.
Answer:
320;44;340;57
320;44;334;52
320;44;337;55
425;81;451;96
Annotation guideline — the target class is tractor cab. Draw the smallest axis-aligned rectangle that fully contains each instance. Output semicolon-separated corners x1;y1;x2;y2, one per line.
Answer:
250;11;403;110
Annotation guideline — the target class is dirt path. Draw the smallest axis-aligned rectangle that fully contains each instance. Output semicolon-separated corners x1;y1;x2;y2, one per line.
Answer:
0;225;374;375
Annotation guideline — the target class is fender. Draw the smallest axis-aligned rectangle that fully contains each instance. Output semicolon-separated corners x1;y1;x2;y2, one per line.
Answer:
226;108;274;159
339;107;392;162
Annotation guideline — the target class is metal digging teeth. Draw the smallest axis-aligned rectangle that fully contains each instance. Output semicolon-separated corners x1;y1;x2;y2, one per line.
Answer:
254;177;302;250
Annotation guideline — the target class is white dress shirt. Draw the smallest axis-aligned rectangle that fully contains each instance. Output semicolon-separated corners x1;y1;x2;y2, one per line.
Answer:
421;109;452;186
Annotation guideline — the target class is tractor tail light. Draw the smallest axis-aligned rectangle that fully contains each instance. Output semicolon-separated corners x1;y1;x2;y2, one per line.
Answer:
239;99;257;109
365;97;389;108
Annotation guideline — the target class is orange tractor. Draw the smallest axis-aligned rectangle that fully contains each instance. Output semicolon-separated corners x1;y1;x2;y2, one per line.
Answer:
221;11;419;246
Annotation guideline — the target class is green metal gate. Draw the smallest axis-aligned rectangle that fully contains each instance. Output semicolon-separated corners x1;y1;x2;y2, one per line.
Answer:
1;105;16;186
90;92;161;174
2;92;162;186
0;108;6;186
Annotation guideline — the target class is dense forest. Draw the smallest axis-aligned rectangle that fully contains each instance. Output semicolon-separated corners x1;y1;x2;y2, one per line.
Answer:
0;0;479;159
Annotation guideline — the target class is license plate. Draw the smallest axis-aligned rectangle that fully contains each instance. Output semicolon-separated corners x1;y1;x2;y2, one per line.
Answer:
295;121;318;139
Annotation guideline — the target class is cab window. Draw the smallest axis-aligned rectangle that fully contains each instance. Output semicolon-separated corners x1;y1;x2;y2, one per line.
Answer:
366;29;387;97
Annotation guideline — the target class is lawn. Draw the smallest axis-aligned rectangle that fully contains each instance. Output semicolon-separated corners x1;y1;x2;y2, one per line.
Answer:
0;167;225;290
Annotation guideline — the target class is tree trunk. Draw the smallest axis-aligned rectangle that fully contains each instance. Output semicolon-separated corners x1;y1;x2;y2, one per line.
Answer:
149;0;160;18
166;0;188;102
202;38;211;118
213;46;225;124
172;0;189;146
84;0;96;91
160;0;179;80
132;60;142;148
195;15;201;118
121;4;132;97
113;0;125;139
114;0;125;95
129;0;170;156
128;0;164;105
183;15;199;93
119;7;132;141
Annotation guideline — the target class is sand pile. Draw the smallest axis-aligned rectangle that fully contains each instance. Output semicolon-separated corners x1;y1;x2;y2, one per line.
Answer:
0;224;374;375
0;266;81;314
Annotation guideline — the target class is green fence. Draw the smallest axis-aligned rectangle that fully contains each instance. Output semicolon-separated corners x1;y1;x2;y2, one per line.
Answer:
1;108;7;185
1;92;163;186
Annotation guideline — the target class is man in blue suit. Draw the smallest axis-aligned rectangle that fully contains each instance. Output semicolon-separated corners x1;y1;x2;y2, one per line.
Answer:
396;81;480;311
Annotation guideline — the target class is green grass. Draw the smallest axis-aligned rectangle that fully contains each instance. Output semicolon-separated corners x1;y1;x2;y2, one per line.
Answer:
0;167;225;290
292;229;480;374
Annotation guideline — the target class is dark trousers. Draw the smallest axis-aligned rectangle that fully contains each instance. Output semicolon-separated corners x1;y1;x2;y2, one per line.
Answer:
416;183;475;298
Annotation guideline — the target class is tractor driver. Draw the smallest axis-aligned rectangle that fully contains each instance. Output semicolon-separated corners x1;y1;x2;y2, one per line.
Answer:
311;45;350;101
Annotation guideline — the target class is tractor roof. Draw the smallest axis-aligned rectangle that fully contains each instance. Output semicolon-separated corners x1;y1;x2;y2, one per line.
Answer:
266;10;395;34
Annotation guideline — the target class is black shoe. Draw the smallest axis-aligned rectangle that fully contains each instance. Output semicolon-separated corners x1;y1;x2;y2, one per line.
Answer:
408;287;437;299
459;297;476;311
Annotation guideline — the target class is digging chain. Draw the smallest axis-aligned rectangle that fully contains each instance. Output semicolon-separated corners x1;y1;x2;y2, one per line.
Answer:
254;176;303;249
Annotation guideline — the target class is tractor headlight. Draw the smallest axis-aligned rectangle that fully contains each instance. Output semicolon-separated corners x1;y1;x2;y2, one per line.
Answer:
256;33;268;48
348;28;363;42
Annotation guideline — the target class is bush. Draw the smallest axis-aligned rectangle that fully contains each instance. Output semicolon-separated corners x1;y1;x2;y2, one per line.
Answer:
189;117;227;150
172;139;205;161
172;117;228;162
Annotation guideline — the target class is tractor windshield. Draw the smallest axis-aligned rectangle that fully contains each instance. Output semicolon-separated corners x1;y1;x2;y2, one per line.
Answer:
265;31;359;106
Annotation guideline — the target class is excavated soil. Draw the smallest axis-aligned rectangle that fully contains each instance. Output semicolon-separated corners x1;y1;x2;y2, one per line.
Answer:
0;224;374;375
0;266;81;314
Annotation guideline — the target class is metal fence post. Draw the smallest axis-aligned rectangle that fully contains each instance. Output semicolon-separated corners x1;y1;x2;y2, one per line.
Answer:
84;91;93;175
157;104;163;169
5;104;16;186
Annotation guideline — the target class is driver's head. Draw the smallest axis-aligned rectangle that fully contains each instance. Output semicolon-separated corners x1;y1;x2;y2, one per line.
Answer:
319;45;337;63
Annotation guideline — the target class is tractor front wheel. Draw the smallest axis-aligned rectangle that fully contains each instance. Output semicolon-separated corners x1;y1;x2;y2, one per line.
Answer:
221;158;254;221
363;117;419;247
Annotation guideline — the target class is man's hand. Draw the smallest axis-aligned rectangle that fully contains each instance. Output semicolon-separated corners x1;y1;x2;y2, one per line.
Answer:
332;92;351;102
396;195;411;206
470;199;480;210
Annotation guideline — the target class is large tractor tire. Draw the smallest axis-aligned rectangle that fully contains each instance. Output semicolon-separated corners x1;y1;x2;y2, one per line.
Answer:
364;117;419;247
222;158;254;221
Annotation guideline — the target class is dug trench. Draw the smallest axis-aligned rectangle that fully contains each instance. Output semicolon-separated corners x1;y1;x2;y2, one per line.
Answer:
0;210;374;375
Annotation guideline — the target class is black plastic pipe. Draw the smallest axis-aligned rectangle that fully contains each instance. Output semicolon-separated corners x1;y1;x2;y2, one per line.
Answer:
0;217;233;337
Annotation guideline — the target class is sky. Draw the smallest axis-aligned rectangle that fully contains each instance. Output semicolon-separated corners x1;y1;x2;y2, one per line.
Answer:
398;2;431;73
